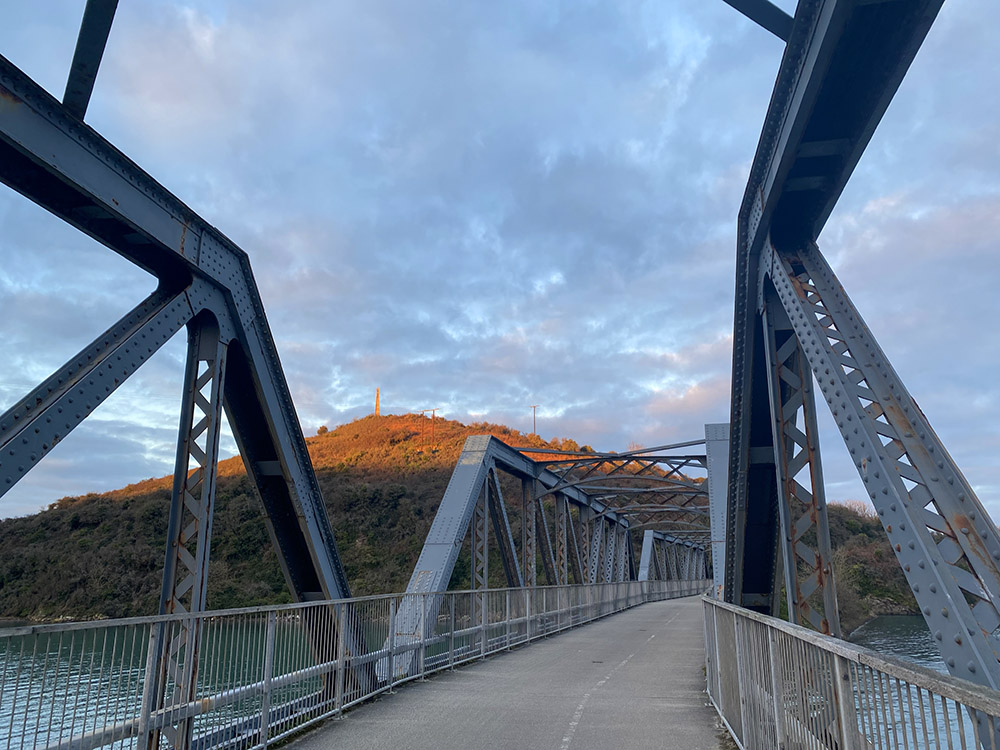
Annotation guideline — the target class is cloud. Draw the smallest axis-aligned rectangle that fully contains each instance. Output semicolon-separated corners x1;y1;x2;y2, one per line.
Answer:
0;0;999;528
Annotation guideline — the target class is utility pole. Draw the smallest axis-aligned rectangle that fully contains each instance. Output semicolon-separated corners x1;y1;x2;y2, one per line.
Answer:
420;408;440;445
530;405;539;435
375;388;380;417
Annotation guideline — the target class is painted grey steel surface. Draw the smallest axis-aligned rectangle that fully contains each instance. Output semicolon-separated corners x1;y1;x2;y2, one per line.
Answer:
760;292;840;637
720;0;793;41
724;0;1000;706
705;424;730;600
62;0;119;119
705;597;1000;750
403;436;646;600
763;240;1000;697
395;435;711;676
726;0;947;615
0;52;351;605
145;319;229;748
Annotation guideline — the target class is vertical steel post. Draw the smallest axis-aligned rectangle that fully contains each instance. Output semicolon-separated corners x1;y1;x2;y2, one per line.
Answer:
522;480;537;587
579;506;593;583
706;424;731;600
762;289;841;636
145;318;227;750
555;495;568;585
521;479;531;585
603;521;616;583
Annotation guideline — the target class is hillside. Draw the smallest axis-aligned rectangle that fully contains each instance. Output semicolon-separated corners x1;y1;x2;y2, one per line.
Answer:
0;415;575;620
0;414;916;629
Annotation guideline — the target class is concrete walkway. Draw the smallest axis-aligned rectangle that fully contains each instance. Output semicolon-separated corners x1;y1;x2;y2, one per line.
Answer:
289;595;726;750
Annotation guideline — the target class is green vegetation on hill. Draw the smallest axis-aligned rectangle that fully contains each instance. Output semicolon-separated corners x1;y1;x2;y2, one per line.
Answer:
0;414;917;631
827;501;919;634
0;415;564;621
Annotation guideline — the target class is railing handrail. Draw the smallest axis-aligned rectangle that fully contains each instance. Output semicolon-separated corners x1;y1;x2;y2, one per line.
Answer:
0;580;708;638
704;596;1000;718
1;579;711;750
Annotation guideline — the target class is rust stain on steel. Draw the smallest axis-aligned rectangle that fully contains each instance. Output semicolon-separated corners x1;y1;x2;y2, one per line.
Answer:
951;510;994;571
0;84;21;106
179;220;190;257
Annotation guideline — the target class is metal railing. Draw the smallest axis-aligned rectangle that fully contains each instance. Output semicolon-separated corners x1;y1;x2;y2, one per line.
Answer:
0;579;707;749
704;597;1000;750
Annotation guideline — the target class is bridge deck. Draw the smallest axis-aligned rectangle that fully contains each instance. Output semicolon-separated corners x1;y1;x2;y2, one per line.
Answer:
290;596;724;750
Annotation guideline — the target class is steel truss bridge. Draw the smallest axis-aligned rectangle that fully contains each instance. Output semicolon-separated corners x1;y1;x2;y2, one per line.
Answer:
1;0;1000;748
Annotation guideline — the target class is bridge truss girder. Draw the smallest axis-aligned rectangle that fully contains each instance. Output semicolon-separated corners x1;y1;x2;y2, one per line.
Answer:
393;435;711;676
727;0;1000;711
0;33;359;747
637;529;707;583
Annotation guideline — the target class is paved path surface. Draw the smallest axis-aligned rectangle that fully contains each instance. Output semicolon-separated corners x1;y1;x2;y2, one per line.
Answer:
289;595;725;750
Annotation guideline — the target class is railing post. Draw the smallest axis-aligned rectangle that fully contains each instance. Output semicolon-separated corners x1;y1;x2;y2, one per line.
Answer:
833;654;860;750
419;594;427;679
767;628;786;749
448;593;456;669
732;615;748;746
712;604;723;703
260;612;276;747
480;590;487;658
505;589;512;650
136;624;163;750
334;603;347;716
542;588;547;635
387;598;397;691
526;587;533;640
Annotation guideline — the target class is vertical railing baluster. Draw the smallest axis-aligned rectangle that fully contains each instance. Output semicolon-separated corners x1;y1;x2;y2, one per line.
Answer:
419;594;427;679
259;611;276;747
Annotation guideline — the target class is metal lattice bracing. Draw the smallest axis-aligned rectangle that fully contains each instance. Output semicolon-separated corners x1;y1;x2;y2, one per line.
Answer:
145;318;228;748
397;435;711;662
522;479;537;587
764;240;1000;687
555;495;569;585
725;0;1000;714
0;48;352;610
761;288;840;637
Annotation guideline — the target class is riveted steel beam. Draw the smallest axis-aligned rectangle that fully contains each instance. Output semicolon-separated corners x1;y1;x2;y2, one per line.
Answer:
566;507;584;584
487;466;523;587
720;0;793;42
764;241;1000;698
554;494;569;585
638;530;654;582
522;479;536;587
706;424;730;599
761;288;840;636
0;53;351;604
727;0;946;613
145;317;227;750
63;0;119;120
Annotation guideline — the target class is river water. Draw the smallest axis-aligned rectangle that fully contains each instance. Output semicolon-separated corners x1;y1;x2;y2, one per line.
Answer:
849;614;947;674
0;613;961;748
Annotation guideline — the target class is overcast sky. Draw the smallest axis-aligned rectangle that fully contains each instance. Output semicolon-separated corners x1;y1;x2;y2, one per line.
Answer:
1;0;998;520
